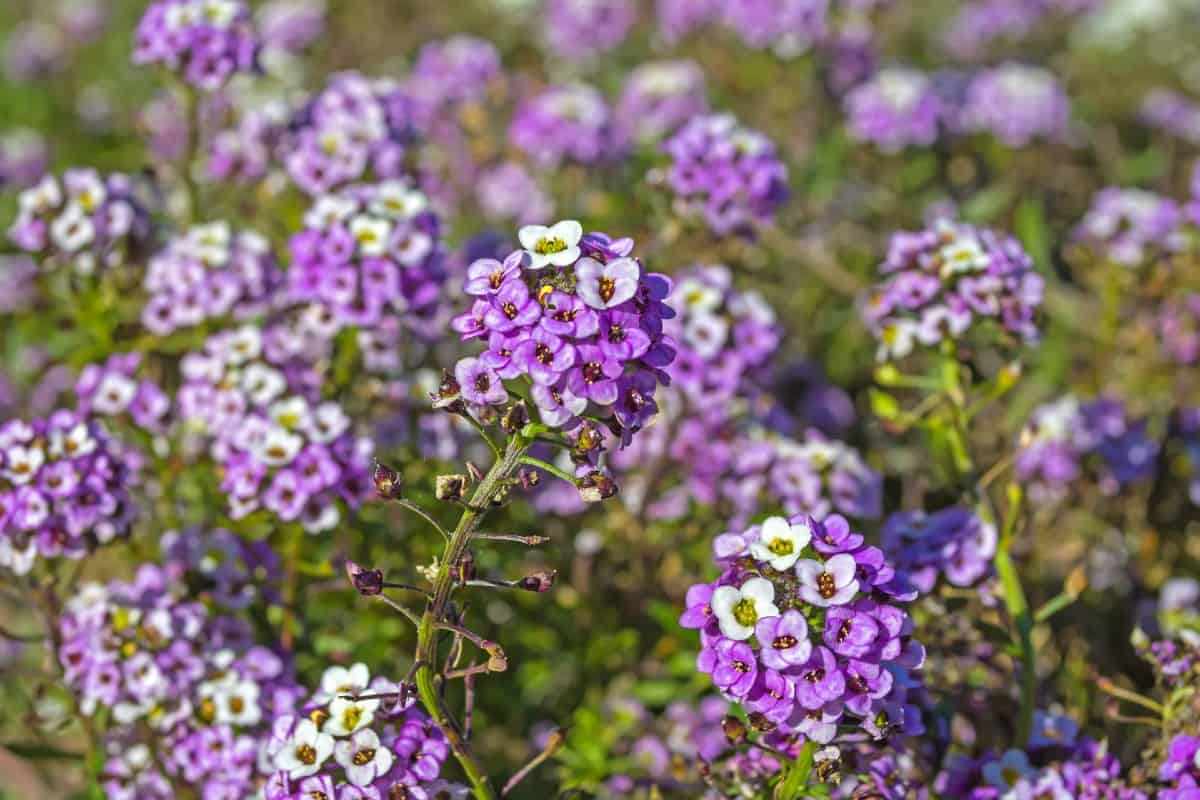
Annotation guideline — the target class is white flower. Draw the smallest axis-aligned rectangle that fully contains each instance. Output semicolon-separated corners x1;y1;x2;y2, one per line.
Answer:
334;728;394;787
710;577;780;640
674;277;723;315
199;672;262;727
255;426;304;466
394;230;433;267
3;444;44;484
274;719;335;779
270;396;311;431
748;516;812;570
938;228;989;278
518;220;583;270
0;535;37;575
186;221;232;266
66;172;106;213
304;194;357;229
51;205;96;252
325;695;380;736
372;181;428;219
242;363;287;406
19;175;62;214
201;0;239;27
876;318;918;361
225;325;263;364
308;402;349;443
317;663;370;703
349;215;392;257
92;372;138;415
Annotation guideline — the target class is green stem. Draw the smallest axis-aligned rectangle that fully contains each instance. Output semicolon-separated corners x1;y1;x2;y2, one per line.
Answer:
518;455;576;486
993;537;1036;744
414;435;532;800
179;83;201;224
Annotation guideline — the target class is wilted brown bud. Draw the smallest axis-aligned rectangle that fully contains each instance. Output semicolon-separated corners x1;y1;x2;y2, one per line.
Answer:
544;728;567;754
517;569;557;593
517;467;541;490
344;560;384;596
574;424;602;456
746;711;776;732
452;551;476;584
576;471;617;503
372;461;403;499
465;461;484;483
721;715;747;745
501;402;528;434
483;640;508;672
435;474;468;501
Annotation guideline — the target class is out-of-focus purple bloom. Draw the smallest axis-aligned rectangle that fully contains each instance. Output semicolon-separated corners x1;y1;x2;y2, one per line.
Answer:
477;162;554;225
0;128;48;190
617;60;709;144
1073;187;1185;267
881;506;997;593
509;84;627;168
133;0;260;91
546;0;636;60
959;62;1071;147
844;67;943;152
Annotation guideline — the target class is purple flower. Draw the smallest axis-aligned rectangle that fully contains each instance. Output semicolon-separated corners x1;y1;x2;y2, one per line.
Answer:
794;646;846;710
454;357;507;406
513;328;577;386
712;639;758;697
575;257;641;310
755;610;812;670
484;280;542;332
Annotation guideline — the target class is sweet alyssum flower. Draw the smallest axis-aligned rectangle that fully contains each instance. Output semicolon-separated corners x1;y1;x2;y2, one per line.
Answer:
844;67;944;152
863;218;1044;360
616;59;709;144
1072;186;1186;267
509;84;627;168
959;62;1071;147
682;513;925;745
133;0;259;91
403;35;501;130
659;113;789;236
881;506;997;593
449;219;676;445
545;0;636;60
8;169;150;275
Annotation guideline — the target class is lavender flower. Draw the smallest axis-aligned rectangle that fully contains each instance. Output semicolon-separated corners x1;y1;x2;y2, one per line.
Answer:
617;60;709;144
0;128;48;190
844;67;944;152
720;0;829;57
477;162;555;225
881;506;997;593
1141;88;1200;145
1073;187;1185;267
509;84;627;168
404;35;501;130
133;0;259;91
660;113;789;235
959;62;1071;147
863;219;1043;360
546;0;637;60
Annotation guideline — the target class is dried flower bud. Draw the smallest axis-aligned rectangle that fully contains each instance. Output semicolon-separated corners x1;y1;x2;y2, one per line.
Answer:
430;369;461;409
517;569;557;593
452;551;477;584
721;715;747;745
576;471;617;503
465;461;484;483
746;711;776;732
435;474;468;502
501;402;528;434
372;461;403;499
517;467;540;490
345;560;384;596
483;641;508;672
574;424;602;457
543;728;567;755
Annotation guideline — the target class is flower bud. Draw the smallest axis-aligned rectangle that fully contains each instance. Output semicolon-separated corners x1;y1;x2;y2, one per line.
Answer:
517;467;541;490
576;471;617;503
435;474;468;502
746;711;776;732
372;461;403;499
721;715;747;745
517;569;557;593
452;551;476;584
501;402;528;434
344;560;384;596
483;640;508;672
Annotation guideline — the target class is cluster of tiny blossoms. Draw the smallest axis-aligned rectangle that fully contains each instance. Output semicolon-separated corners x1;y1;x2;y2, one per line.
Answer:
133;0;259;91
403;35;501;130
655;0;831;56
617;60;709;145
1015;395;1159;501
660;113;789;236
682;513;925;746
959;62;1071;147
143;221;283;335
75;353;171;433
451;220;676;442
545;0;636;60
0;411;140;574
843;68;945;152
509;84;627;168
289;181;446;338
265;662;462;799
8;169;150;274
880;506;997;594
177;325;373;530
1159;293;1200;364
58;563;301;799
864;219;1044;361
1072;187;1187;267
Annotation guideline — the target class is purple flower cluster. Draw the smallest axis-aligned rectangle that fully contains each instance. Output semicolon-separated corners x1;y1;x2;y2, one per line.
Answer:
264;662;463;799
1015;396;1159;501
450;219;675;440
959;62;1071;147
660;113;789;235
143;222;283;335
282;71;413;195
59;563;300;800
1141;89;1200;145
1159;293;1200;364
509;84;627;168
476;162;555;225
617;60;709;144
1161;735;1200;800
0;411;140;574
863;219;1044;361
843;67;944;152
404;35;501;130
1171;407;1200;508
208;100;286;183
681;513;926;746
655;0;829;56
942;0;1097;61
177;324;373;529
881;506;996;594
161;526;283;610
546;0;636;60
256;0;326;56
1073;187;1185;267
75;353;171;433
656;0;721;43
288;181;447;338
0;128;48;190
133;0;259;91
8;170;151;274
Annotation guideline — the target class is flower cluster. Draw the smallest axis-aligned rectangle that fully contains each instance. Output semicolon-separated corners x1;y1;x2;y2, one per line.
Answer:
450;220;676;441
660;113;789;235
655;0;830;56
546;0;636;60
880;506;996;594
477;162;555;225
404;35;501;130
59;563;301;800
288;181;447;340
75;353;171;433
142;222;283;335
161;526;283;609
0;127;48;190
1161;735;1200;799
617;60;709;145
1142;88;1200;145
282;71;413;195
960;62;1071;146
177;325;373;529
1159;293;1200;364
681;513;925;746
133;0;259;91
863;218;1044;361
265;662;463;798
1072;187;1185;267
0;411;140;574
843;67;944;152
510;84;626;168
1015;395;1159;501
8;170;151;274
